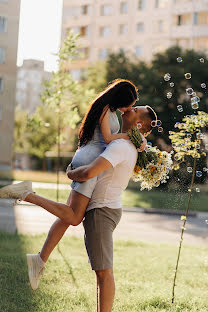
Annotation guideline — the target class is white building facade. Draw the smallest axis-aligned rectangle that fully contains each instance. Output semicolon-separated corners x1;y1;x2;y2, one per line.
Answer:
0;0;21;170
62;0;208;80
16;60;51;114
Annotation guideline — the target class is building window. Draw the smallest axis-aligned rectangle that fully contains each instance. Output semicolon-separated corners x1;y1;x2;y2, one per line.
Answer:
0;17;7;33
101;5;113;16
0;47;5;63
155;0;168;8
81;5;89;15
0;77;3;92
119;24;128;35
135;46;143;56
153;43;166;54
70;26;81;35
138;0;145;10
158;20;163;32
70;26;90;37
70;69;83;81
193;12;198;25
177;15;181;25
120;2;128;14
99;48;108;59
176;14;191;26
80;25;90;36
78;47;89;59
100;26;111;37
64;7;79;17
137;22;144;32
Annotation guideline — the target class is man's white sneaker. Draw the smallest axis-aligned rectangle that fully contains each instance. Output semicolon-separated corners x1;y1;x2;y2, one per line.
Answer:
26;254;45;290
0;181;33;200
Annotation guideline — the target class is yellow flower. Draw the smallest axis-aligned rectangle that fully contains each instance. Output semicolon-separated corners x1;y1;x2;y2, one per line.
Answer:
180;216;187;221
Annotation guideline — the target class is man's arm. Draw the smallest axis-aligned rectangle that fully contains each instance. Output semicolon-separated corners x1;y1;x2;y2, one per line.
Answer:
67;156;112;182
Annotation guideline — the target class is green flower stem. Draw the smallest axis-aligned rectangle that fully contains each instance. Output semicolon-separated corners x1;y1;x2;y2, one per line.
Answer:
171;157;197;304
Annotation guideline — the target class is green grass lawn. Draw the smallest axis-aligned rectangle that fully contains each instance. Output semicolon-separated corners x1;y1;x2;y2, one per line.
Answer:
34;187;208;212
0;232;208;312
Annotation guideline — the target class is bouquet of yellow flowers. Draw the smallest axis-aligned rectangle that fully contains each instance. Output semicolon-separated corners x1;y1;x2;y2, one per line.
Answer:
127;127;173;190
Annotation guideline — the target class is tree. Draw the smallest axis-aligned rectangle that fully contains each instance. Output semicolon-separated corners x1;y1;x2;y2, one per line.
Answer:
27;31;96;199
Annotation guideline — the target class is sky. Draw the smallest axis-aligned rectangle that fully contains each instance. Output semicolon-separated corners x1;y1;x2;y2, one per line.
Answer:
17;0;63;72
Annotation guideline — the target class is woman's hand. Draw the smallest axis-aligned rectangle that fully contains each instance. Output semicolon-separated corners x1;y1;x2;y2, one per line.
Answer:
66;163;73;179
138;134;147;152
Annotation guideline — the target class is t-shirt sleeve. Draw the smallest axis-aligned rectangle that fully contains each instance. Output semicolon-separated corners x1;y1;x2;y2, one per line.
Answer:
100;140;128;167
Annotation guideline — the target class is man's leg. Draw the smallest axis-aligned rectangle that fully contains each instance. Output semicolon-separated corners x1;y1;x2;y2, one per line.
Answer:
96;268;115;312
83;207;122;312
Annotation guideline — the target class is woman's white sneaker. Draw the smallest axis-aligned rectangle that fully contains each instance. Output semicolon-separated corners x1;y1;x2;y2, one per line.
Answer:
26;254;45;290
0;181;33;200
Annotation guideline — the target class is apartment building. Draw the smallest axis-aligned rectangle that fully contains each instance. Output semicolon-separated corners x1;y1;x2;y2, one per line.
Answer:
16;60;51;114
0;0;21;170
62;0;208;80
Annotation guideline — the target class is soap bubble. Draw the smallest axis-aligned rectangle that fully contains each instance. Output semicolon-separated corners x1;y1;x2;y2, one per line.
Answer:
192;92;196;96
191;102;199;109
151;120;157;127
186;134;192;139
192;96;200;102
167;92;172;99
187;167;193;173
170;82;175;87
172;143;177;148
185;73;191;79
196;171;202;177
196;144;200;149
186;88;194;95
196;188;200;192
158;127;163;132
147;142;152;147
156;120;162;126
199;58;204;63
201;83;206;88
164;73;171;81
203;167;207;172
177;57;183;63
177;105;183;112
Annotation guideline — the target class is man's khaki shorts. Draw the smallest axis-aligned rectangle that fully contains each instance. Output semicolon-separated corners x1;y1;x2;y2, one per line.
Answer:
83;207;122;271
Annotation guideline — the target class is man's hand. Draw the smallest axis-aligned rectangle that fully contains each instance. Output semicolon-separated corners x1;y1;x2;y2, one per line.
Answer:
66;156;113;182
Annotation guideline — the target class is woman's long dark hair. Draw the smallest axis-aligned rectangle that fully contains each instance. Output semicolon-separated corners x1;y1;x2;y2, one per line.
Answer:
79;79;138;147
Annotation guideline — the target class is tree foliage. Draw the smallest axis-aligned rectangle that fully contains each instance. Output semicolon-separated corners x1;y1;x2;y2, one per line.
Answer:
102;46;208;147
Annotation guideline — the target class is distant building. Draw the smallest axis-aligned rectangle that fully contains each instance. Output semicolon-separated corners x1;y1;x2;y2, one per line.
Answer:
62;0;208;80
0;0;21;170
16;59;51;114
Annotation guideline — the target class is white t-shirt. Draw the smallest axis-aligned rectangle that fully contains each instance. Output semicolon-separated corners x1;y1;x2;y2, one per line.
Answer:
86;139;137;212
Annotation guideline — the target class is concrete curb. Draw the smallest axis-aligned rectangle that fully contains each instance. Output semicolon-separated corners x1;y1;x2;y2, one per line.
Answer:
0;200;206;218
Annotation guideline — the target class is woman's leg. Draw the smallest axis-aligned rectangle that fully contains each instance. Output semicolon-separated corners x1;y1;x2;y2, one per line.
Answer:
24;189;90;225
40;193;72;263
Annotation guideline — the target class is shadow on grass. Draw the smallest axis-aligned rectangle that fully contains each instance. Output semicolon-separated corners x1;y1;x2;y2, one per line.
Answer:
0;232;38;312
57;243;78;286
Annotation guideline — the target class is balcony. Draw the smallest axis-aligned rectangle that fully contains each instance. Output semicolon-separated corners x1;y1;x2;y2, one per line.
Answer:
173;0;208;14
171;24;208;39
